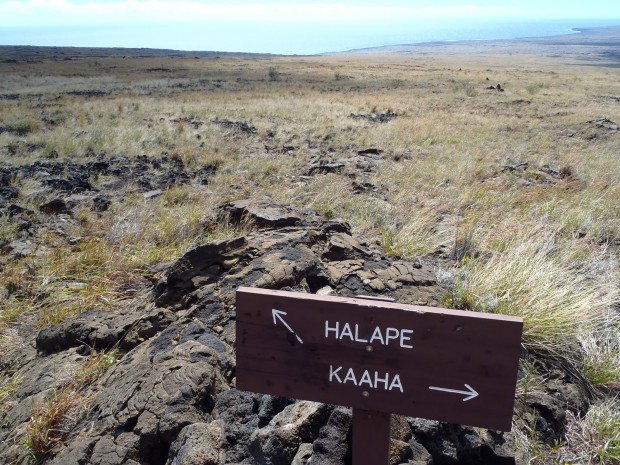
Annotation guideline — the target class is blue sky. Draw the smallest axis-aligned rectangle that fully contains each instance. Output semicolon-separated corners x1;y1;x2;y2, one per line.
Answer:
1;1;619;53
1;0;619;27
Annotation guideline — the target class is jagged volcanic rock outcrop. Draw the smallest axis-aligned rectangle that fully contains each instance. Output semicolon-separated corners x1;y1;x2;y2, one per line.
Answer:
1;186;590;465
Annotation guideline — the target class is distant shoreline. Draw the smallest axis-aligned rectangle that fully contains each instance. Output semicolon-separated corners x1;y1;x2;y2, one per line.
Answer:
335;24;620;67
1;24;620;64
335;24;620;54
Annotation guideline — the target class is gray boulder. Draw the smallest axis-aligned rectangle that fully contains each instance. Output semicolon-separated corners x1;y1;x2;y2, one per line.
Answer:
166;421;224;465
249;401;333;465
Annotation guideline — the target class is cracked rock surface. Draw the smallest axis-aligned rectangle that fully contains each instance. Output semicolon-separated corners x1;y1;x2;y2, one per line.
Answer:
0;201;588;465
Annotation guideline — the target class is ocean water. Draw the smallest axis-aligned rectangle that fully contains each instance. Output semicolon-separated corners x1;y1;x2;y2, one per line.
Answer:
1;18;620;55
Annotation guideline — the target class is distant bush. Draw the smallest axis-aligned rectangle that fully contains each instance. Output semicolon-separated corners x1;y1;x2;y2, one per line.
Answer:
8;119;40;135
452;80;478;97
268;67;281;81
0;216;18;245
526;82;549;95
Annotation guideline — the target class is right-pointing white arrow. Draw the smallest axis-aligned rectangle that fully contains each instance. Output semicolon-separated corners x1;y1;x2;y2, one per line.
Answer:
429;384;479;401
272;309;303;344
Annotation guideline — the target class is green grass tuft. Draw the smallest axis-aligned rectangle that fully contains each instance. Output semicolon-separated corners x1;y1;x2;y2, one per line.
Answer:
562;400;620;464
23;349;120;461
450;238;618;361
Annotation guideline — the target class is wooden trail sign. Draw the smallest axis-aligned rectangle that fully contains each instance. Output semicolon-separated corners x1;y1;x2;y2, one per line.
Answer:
236;287;523;435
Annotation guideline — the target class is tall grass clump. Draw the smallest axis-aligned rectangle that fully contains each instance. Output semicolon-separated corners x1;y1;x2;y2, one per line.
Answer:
25;387;87;461
0;371;21;423
451;238;618;361
0;214;18;245
382;207;447;257
37;237;123;327
24;350;119;462
560;399;620;464
580;329;620;389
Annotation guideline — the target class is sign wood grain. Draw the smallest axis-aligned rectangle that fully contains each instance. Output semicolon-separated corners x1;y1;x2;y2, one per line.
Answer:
236;287;523;431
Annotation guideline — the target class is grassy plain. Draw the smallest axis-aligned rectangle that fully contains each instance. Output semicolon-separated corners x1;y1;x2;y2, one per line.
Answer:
0;36;619;463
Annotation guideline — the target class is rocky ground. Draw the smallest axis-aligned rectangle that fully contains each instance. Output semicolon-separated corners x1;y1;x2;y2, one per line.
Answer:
0;148;594;465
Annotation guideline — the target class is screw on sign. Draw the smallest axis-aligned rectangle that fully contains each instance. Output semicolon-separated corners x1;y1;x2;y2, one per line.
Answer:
236;287;523;465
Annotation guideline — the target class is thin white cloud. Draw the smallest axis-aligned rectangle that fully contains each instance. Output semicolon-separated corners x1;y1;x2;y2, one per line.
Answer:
0;0;558;27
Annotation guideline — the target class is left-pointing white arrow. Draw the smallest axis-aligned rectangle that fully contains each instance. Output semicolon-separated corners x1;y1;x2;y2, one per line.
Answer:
428;384;479;401
272;309;303;344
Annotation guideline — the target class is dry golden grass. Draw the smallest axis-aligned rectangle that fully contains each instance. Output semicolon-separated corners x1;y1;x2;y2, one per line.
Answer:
561;399;620;464
1;47;619;462
23;349;119;462
1;49;618;344
449;238;618;360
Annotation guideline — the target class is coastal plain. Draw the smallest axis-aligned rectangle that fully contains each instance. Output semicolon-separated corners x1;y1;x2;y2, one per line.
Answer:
1;26;619;464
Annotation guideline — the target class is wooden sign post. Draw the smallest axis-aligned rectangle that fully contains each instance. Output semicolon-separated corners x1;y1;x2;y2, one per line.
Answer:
236;287;523;463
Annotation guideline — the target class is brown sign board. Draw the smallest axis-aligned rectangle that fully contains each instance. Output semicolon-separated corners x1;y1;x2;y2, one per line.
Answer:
236;287;523;431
